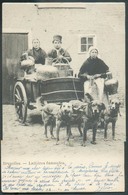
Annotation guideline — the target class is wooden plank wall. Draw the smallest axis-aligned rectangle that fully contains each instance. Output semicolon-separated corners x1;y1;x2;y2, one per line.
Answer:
2;33;28;104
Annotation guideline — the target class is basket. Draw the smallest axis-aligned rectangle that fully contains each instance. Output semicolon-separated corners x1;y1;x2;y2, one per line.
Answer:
20;54;35;68
105;78;118;95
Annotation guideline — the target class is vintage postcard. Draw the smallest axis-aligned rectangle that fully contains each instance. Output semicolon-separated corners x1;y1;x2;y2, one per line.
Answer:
1;2;126;193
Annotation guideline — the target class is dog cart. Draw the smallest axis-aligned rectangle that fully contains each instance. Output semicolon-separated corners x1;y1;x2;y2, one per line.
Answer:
13;58;84;123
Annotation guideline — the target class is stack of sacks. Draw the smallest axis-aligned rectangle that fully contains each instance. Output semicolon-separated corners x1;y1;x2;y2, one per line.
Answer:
36;64;59;80
21;57;34;67
24;72;37;81
20;53;35;69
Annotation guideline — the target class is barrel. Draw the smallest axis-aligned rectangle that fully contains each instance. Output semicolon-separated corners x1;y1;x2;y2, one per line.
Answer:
41;77;84;103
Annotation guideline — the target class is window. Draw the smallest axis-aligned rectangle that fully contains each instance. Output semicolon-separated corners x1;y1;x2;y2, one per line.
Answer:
79;35;95;53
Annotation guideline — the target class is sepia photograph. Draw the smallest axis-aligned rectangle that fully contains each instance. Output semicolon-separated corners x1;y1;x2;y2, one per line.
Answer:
1;2;126;193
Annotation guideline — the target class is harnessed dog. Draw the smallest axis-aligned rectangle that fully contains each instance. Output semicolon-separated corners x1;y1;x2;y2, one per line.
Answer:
41;103;60;139
103;98;121;140
56;102;73;145
82;100;105;147
69;100;88;137
40;101;73;142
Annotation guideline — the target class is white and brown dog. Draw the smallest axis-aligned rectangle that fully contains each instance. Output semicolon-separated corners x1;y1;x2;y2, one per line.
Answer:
56;102;73;144
103;98;121;140
41;101;73;143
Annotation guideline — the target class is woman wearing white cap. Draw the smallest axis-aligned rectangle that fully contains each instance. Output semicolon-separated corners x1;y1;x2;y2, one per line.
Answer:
78;46;109;104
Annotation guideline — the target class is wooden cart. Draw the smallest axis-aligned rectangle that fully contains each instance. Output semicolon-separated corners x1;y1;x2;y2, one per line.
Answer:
13;76;84;123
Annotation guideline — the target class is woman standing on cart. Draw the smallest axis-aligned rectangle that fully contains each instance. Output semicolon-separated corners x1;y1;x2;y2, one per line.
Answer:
78;46;110;105
47;35;72;64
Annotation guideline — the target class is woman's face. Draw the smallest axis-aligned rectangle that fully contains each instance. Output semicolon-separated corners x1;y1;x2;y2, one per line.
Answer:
53;40;62;50
90;49;98;59
32;40;40;50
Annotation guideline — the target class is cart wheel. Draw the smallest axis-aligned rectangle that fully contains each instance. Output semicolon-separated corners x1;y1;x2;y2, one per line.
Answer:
13;81;28;123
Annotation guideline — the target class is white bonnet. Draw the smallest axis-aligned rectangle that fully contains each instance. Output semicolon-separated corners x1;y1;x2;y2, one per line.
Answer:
88;46;99;54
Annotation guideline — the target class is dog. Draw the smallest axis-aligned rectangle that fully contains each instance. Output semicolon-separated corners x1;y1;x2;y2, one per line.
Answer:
82;100;105;147
41;103;60;139
56;102;73;145
41;101;73;142
103;98;121;140
69;100;88;137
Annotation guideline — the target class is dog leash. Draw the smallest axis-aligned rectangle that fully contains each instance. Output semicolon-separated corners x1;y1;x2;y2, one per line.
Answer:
72;77;79;100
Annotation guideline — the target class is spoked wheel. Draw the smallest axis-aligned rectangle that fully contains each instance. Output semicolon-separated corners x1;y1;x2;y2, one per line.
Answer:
13;81;28;123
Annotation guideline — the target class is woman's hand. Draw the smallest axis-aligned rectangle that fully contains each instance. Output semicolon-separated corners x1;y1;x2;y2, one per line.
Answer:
86;75;92;79
81;74;92;79
58;55;63;60
94;74;101;79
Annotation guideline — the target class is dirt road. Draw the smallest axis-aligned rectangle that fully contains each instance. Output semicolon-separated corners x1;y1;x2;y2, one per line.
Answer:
1;105;125;162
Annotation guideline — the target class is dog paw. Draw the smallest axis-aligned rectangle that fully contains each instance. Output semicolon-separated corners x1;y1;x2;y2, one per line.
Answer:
91;141;97;145
81;143;86;147
21;122;29;126
113;137;116;141
25;122;29;126
45;138;49;141
51;136;56;139
44;135;49;140
56;141;59;145
69;141;74;147
104;138;108;141
65;141;70;146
